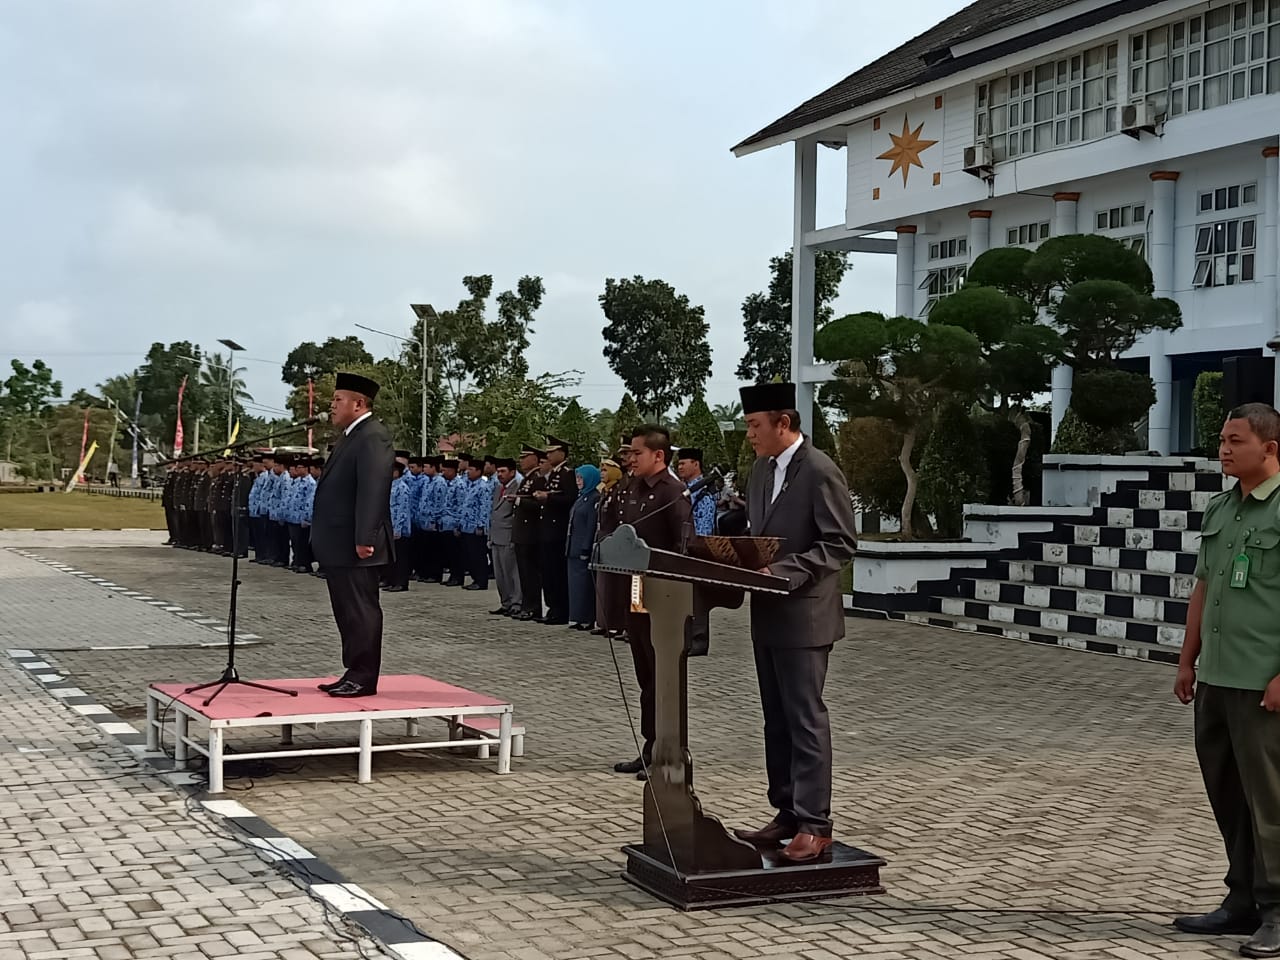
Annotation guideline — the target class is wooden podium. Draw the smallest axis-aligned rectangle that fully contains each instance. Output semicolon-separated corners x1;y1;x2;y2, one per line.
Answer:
592;525;885;909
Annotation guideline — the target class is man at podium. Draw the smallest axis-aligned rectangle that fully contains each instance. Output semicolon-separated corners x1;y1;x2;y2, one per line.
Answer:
733;382;858;863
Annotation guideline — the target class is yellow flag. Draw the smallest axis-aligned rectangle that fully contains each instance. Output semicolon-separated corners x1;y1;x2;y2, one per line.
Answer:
223;420;241;457
65;440;99;493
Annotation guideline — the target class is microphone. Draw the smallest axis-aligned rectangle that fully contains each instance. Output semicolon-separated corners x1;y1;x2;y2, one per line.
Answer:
300;412;329;426
685;467;724;498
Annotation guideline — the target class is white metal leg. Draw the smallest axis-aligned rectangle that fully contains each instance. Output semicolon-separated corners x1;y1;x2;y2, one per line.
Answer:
498;712;512;774
358;719;372;783
281;724;293;745
174;712;189;767
477;742;490;760
145;695;158;751
512;733;524;758
405;718;419;737
208;727;224;794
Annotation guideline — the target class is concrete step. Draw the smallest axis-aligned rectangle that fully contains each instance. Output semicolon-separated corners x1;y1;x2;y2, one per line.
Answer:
904;611;1181;665
936;596;1185;647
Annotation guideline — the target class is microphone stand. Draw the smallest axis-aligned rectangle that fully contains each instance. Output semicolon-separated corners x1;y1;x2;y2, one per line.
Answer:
173;418;325;706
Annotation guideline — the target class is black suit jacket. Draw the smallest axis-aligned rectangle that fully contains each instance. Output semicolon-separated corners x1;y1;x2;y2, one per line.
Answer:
746;438;857;648
309;415;394;568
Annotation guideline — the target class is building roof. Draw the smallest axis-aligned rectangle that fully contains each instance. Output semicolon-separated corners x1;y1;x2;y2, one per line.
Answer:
733;0;1137;154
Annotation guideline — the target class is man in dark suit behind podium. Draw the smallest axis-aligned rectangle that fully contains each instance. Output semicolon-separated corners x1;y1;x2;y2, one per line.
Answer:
733;382;858;863
310;372;395;698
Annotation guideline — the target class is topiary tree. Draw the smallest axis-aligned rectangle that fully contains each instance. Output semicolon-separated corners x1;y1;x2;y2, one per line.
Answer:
918;402;988;538
816;312;983;540
553;398;600;467
837;417;912;533
609;393;642;450
675;393;729;469
498;406;541;459
811;403;838;461
1194;371;1226;453
735;427;758;491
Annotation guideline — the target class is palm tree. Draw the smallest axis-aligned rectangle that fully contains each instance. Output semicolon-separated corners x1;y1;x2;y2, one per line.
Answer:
711;401;743;425
198;352;253;443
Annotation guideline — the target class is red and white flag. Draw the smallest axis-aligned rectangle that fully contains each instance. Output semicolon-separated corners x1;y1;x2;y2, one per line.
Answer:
173;375;187;457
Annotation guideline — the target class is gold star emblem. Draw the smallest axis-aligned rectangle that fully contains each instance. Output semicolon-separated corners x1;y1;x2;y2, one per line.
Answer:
877;116;938;187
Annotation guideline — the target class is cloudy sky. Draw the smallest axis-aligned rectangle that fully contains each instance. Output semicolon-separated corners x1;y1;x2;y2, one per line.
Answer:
2;0;967;418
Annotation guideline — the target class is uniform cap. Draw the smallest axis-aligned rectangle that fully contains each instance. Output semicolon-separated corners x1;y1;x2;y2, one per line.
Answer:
544;434;569;455
739;382;797;415
334;371;380;400
678;447;703;464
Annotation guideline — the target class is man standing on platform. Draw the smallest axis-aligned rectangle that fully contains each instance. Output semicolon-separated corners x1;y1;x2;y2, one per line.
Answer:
489;458;522;616
732;382;858;864
310;372;394;699
536;435;575;625
1174;404;1280;958
613;424;690;780
513;445;546;621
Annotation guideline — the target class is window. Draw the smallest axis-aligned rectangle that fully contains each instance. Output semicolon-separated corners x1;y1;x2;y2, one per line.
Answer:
976;41;1119;161
1136;3;1280;120
1198;182;1259;213
1006;221;1052;246
1120;235;1147;258
919;265;967;316
928;237;968;261
1192;217;1257;287
1095;204;1147;230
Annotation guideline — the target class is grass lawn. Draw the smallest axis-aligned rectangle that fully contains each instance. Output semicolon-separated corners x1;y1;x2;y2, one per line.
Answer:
0;492;166;530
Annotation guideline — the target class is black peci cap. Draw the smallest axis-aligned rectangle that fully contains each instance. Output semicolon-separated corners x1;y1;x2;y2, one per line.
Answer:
334;371;380;400
739;382;796;415
678;448;703;463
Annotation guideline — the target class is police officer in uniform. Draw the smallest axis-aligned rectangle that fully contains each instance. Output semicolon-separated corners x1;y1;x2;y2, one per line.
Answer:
512;445;546;621
536;435;576;625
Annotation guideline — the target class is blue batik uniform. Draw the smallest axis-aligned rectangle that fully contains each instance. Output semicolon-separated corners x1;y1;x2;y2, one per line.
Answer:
299;474;316;525
407;471;425;522
441;476;466;533
688;478;717;536
416;474;443;531
267;472;290;522
248;471;268;518
461;476;491;534
391;475;413;538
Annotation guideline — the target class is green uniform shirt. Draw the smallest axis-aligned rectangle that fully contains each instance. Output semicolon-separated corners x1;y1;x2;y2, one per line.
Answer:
1195;470;1280;690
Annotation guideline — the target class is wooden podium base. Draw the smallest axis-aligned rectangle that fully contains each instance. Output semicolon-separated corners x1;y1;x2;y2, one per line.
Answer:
622;841;886;910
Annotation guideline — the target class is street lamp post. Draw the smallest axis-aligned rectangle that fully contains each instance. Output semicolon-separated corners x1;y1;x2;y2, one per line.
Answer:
218;339;245;446
355;308;435;456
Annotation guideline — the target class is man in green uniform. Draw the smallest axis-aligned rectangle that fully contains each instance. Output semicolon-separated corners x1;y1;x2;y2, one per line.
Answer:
1175;403;1280;958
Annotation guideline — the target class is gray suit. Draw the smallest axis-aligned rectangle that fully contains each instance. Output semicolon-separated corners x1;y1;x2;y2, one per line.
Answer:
490;475;522;613
746;437;857;837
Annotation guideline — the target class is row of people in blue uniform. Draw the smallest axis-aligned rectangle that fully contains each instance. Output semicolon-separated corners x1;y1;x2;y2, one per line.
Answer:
247;453;322;574
386;451;504;591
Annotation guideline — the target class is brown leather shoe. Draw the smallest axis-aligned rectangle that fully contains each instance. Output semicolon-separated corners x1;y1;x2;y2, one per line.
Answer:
780;833;833;863
733;819;798;846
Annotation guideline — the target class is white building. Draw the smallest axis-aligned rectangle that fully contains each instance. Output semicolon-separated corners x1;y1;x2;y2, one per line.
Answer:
734;0;1280;454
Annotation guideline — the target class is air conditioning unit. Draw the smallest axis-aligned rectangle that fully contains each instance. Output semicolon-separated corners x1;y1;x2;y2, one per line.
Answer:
962;142;994;179
1121;101;1159;137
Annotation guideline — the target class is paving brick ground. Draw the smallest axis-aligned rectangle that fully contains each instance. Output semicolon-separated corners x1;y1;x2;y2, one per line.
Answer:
6;540;1259;959
0;590;396;958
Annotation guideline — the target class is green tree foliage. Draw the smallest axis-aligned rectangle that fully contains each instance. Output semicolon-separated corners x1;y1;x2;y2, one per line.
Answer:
281;336;374;389
675;393;728;469
137;342;206;452
600;276;712;417
927;280;1062;504
724;429;745;467
737;250;849;383
1070;368;1156;430
816;312;983;539
811;404;837;461
609;393;642;449
964;246;1042;304
1194;371;1226;452
494;276;546;380
454;373;575;455
497;407;544;460
1050;406;1139;455
196;352;254;446
711;401;743;425
553;398;600;466
735;427;758;490
836;417;912;526
287;359;418;452
918;402;988;539
0;358;63;463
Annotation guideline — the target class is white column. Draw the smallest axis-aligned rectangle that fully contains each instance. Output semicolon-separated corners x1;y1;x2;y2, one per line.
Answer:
895;225;917;317
1148;171;1179;454
1053;191;1080;236
791;139;818;430
1263;145;1280;403
967;210;992;266
1051;365;1073;436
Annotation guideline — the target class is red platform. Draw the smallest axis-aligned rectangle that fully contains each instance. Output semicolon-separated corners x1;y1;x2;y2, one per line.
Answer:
146;674;515;793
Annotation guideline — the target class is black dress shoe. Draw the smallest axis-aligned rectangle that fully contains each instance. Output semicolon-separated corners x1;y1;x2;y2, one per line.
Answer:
1241;922;1280;957
1173;907;1260;936
328;680;377;698
383;585;408;592
489;607;508;615
614;757;645;774
590;628;607;637
462;583;485;591
543;618;569;626
636;768;648;781
733;818;799;846
316;678;346;692
516;612;538;621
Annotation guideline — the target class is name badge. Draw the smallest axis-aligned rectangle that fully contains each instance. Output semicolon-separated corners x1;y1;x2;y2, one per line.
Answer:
1230;552;1251;589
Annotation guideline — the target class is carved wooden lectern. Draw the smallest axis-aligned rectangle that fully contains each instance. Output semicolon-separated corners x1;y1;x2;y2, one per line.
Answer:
592;525;885;909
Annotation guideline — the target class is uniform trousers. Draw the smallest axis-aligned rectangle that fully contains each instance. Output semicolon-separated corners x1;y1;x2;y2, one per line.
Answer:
439;530;461;584
491;542;521;612
753;642;833;837
287;523;312;569
233;510;250;558
214;511;231;552
250;516;269;560
164;506;177;543
1196;683;1280;920
539;537;569;620
568;556;595;625
392;537;412;588
273;521;291;565
198;511;214;551
625;613;655;761
463;532;489;588
420;529;444;581
324;565;384;688
515;542;543;617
